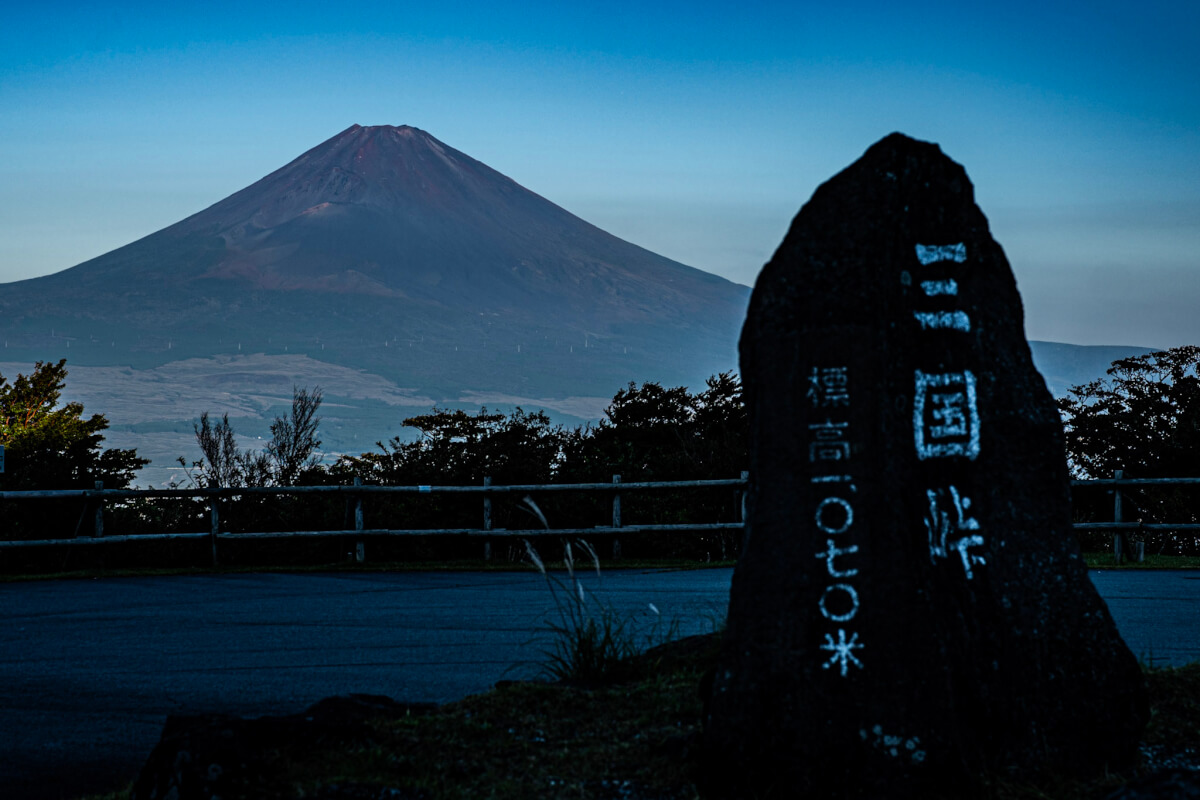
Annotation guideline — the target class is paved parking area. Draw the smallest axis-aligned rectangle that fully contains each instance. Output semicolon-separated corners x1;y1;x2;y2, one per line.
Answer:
1;567;1194;799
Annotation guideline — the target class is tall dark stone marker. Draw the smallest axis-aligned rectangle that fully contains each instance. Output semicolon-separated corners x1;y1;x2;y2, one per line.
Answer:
702;134;1147;798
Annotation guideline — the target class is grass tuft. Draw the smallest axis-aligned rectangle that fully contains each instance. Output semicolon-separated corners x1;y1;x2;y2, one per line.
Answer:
517;493;682;685
523;536;678;685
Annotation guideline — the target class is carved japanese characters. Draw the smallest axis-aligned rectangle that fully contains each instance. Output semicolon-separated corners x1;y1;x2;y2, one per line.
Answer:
701;134;1147;798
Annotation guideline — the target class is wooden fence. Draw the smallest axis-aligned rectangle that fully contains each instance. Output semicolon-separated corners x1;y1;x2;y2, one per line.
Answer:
1070;470;1200;563
0;473;750;565
1;470;1195;565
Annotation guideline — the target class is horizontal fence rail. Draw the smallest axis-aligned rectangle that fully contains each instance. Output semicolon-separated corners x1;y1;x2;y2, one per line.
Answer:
1070;470;1200;563
0;477;747;502
1;471;1195;565
0;474;751;564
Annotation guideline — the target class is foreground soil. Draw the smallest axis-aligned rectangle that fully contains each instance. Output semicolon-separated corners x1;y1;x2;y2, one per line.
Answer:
89;632;1199;800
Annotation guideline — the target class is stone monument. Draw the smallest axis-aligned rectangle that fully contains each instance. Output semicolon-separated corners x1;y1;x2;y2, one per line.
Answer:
701;133;1147;798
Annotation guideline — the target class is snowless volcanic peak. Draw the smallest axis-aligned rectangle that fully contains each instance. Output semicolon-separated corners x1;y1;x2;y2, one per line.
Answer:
0;124;748;397
62;120;740;318
203;124;515;226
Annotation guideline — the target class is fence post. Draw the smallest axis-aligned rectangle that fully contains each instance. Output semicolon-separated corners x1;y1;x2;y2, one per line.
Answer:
354;476;365;563
210;490;220;567
483;476;493;561
734;470;750;560
1113;469;1124;565
612;474;622;560
738;471;749;523
92;481;104;538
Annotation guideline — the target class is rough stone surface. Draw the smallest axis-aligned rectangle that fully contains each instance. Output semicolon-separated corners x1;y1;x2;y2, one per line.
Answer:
1104;769;1200;800
131;694;433;800
701;133;1148;798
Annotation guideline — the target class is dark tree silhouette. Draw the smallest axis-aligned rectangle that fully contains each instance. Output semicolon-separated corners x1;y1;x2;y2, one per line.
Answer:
0;359;146;491
1058;345;1200;553
267;387;324;486
189;386;323;488
1058;345;1200;480
0;359;147;540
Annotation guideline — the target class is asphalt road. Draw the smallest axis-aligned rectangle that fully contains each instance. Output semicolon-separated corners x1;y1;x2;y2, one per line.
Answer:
2;567;1196;799
1087;569;1200;666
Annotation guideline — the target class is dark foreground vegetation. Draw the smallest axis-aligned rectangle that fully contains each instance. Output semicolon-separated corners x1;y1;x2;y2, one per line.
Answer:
2;367;751;572
3;366;747;511
6;347;1200;572
1082;552;1200;569
83;630;1198;800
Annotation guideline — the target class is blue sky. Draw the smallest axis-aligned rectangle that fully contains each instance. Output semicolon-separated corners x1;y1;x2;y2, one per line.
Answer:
1;0;1197;348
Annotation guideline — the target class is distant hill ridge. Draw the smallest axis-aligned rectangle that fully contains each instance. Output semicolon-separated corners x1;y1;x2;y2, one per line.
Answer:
1027;341;1157;398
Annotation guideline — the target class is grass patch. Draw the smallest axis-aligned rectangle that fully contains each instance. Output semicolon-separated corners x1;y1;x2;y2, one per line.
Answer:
369;665;710;799
1143;662;1200;747
264;635;717;800
1082;552;1200;568
79;636;1198;800
76;788;131;800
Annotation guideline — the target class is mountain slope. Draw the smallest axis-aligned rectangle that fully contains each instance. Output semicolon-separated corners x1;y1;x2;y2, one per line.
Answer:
0;125;749;397
1027;340;1157;397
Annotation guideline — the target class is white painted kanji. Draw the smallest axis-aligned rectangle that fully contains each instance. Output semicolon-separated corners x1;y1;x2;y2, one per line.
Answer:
913;245;970;331
915;242;966;265
814;496;854;535
913;371;980;460
808;366;850;408
913;310;971;332
811;474;854;485
816;538;860;578
920;279;958;296
807;365;863;674
820;629;864;676
924;485;986;579
860;725;927;764
808;418;851;463
819;583;860;622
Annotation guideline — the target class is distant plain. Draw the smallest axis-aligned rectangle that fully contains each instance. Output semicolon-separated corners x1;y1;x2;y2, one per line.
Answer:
0;353;610;486
0;338;1153;487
